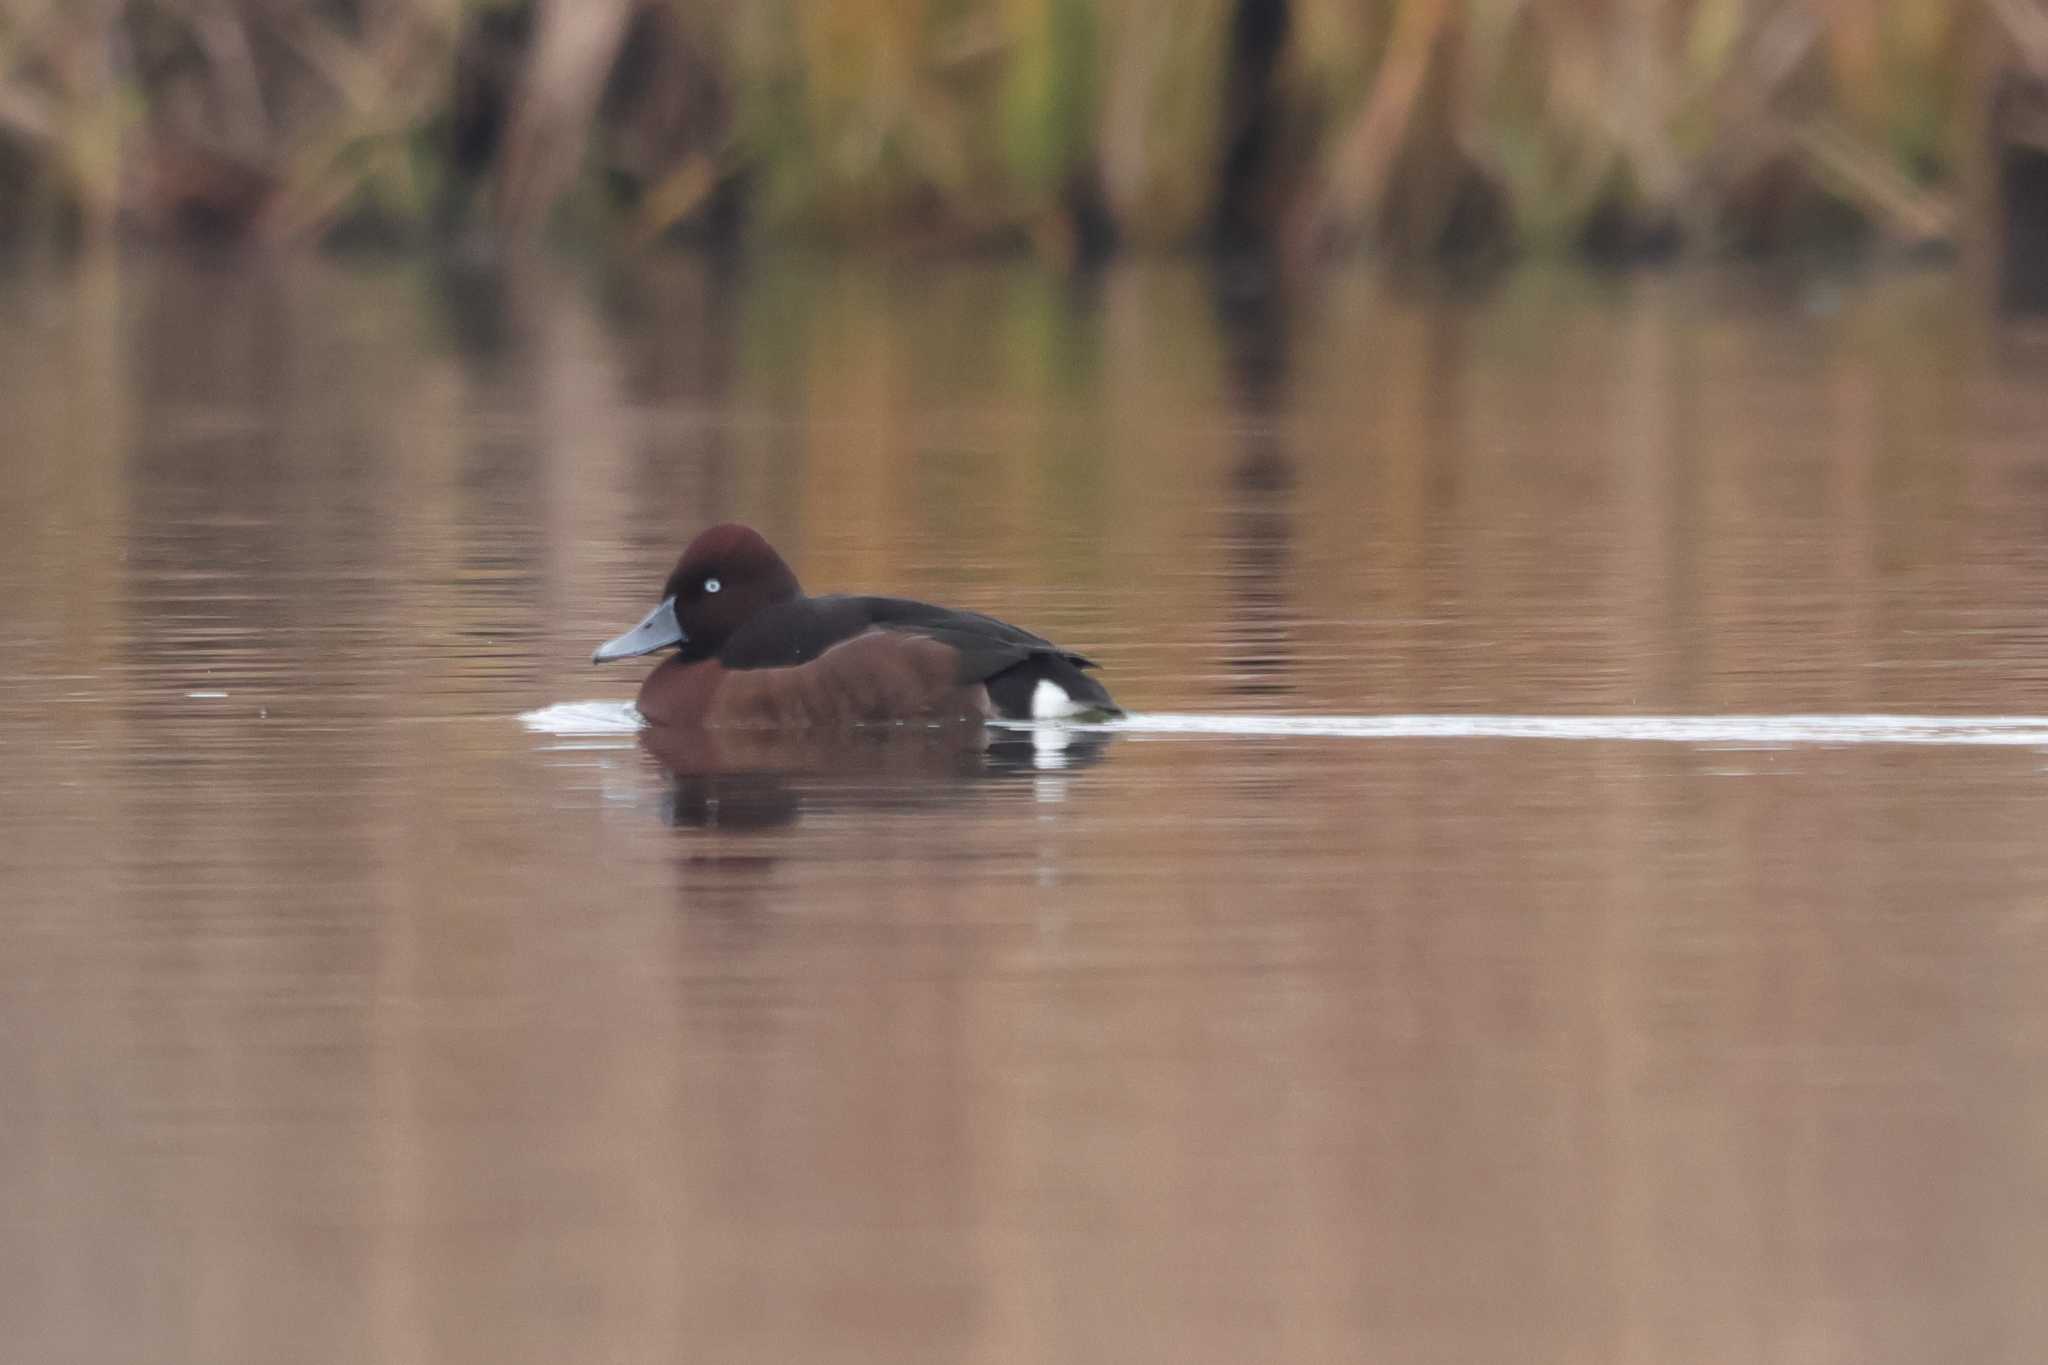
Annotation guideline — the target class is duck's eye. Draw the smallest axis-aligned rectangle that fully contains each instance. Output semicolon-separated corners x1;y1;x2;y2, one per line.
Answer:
704;577;721;594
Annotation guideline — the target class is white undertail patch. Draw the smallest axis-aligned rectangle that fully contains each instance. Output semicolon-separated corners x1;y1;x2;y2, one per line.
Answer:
1030;678;1086;719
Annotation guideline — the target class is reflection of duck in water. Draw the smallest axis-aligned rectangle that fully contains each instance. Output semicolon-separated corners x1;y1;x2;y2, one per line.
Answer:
593;524;1120;727
642;723;1113;831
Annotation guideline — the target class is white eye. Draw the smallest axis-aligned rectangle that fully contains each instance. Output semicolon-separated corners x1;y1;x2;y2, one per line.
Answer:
704;577;721;594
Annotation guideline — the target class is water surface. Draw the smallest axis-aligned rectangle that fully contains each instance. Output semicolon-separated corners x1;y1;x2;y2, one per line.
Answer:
6;255;2048;1363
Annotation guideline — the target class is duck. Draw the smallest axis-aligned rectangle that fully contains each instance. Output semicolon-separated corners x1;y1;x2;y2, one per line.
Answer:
593;524;1120;727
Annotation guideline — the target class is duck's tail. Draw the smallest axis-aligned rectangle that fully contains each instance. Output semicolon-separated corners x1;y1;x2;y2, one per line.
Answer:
985;653;1122;721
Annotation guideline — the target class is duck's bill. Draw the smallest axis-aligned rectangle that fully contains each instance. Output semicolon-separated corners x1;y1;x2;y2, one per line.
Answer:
592;597;685;663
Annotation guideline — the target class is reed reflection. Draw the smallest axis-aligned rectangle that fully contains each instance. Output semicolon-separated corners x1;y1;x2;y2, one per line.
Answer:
1213;267;1298;699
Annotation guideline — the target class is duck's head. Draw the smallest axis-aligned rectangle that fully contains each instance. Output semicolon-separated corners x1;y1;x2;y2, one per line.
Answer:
593;523;803;664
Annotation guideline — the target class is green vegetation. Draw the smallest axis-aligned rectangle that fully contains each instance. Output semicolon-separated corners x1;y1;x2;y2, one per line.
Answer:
0;0;2003;259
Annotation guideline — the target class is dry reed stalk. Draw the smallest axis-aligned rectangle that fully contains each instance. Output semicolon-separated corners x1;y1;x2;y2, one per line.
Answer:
492;0;635;237
0;0;128;242
1097;0;1231;244
1789;115;1952;241
257;2;464;241
1287;0;1453;257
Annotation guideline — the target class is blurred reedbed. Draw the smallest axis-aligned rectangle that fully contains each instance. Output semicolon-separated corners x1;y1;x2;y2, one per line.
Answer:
0;0;2032;262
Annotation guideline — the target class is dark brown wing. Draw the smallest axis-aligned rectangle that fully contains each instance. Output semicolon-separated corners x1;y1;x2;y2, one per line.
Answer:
861;597;1102;679
719;595;1099;685
715;596;882;670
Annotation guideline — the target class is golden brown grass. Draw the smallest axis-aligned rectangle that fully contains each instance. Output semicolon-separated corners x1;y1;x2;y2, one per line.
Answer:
0;0;2014;258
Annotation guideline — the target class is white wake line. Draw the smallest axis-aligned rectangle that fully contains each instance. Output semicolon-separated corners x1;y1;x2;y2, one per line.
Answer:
521;701;643;734
1056;714;2048;747
521;702;2048;748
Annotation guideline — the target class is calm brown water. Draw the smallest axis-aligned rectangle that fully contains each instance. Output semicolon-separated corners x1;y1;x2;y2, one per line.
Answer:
7;254;2048;1363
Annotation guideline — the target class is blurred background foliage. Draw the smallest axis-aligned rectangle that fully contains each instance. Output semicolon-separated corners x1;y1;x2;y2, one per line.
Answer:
0;0;2030;261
